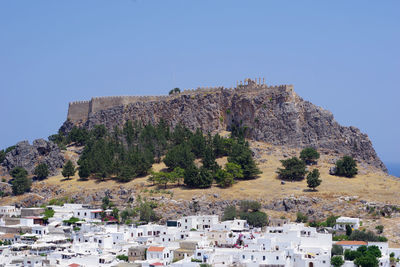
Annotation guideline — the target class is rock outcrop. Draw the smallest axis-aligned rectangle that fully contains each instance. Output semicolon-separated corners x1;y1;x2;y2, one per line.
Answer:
64;81;386;172
1;139;64;176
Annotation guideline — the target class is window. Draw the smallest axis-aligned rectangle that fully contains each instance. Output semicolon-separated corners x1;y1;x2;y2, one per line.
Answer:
263;256;266;260
197;253;201;256
242;255;245;259
276;256;279;260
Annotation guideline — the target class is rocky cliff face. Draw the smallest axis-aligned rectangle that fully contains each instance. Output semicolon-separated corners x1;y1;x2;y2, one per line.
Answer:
1;139;65;176
64;84;386;172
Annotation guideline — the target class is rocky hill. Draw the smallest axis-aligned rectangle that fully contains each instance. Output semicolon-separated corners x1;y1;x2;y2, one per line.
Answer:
62;79;386;172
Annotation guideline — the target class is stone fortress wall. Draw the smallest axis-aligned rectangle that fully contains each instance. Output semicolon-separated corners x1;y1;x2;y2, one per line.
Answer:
67;78;294;122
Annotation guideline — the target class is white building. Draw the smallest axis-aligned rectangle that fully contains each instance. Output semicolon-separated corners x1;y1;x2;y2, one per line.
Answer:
334;217;361;231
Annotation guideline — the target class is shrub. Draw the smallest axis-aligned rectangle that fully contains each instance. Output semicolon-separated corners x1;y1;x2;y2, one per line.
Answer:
300;147;320;165
375;225;384;234
116;254;129;262
277;157;307;181
334;156;358;178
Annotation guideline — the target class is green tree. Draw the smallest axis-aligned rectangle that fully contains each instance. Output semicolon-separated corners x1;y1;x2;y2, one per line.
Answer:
300;147;320;165
112;207;120;222
10;167;28;178
62;160;76;180
240;211;268;227
117;166;136;183
334;156;358;178
67;126;89;145
170;167;185;186
354;254;379;267
344;249;362;261
189;129;206;158
326;215;338;227
33;163;49;180
215;169;234;188
239;200;261;212
0;150;5;163
228;141;260;179
222;205;237;221
296;212;308;223
169;87;181;95
331;255;344;267
277;157;307;181
225;162;244;180
78;160;91;180
102;196;112;210
183;165;213;188
139;202;159;223
366;245;382;258
306;169;321;190
202;145;219;173
153;171;172;189
10;167;31;195
346;224;353;236
332;244;344;256
212;134;228;157
164;144;195;170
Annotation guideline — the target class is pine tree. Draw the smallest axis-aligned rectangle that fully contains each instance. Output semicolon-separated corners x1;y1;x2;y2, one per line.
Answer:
10;167;31;195
62;160;76;180
277;157;307;181
33;163;49;180
228;142;260;179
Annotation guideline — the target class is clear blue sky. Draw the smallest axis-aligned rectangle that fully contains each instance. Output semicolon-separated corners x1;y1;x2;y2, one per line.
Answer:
0;1;399;166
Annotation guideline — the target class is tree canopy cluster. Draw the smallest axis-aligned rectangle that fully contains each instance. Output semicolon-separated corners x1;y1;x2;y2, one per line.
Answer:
51;121;260;188
344;245;381;267
276;147;320;186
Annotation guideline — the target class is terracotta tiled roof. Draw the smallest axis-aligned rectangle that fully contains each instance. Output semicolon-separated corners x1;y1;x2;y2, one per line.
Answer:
148;246;165;252
336;241;368;246
0;233;15;239
151;262;163;266
68;264;81;267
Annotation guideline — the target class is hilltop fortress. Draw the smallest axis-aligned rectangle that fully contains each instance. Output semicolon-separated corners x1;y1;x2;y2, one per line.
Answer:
64;78;386;172
67;78;292;123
